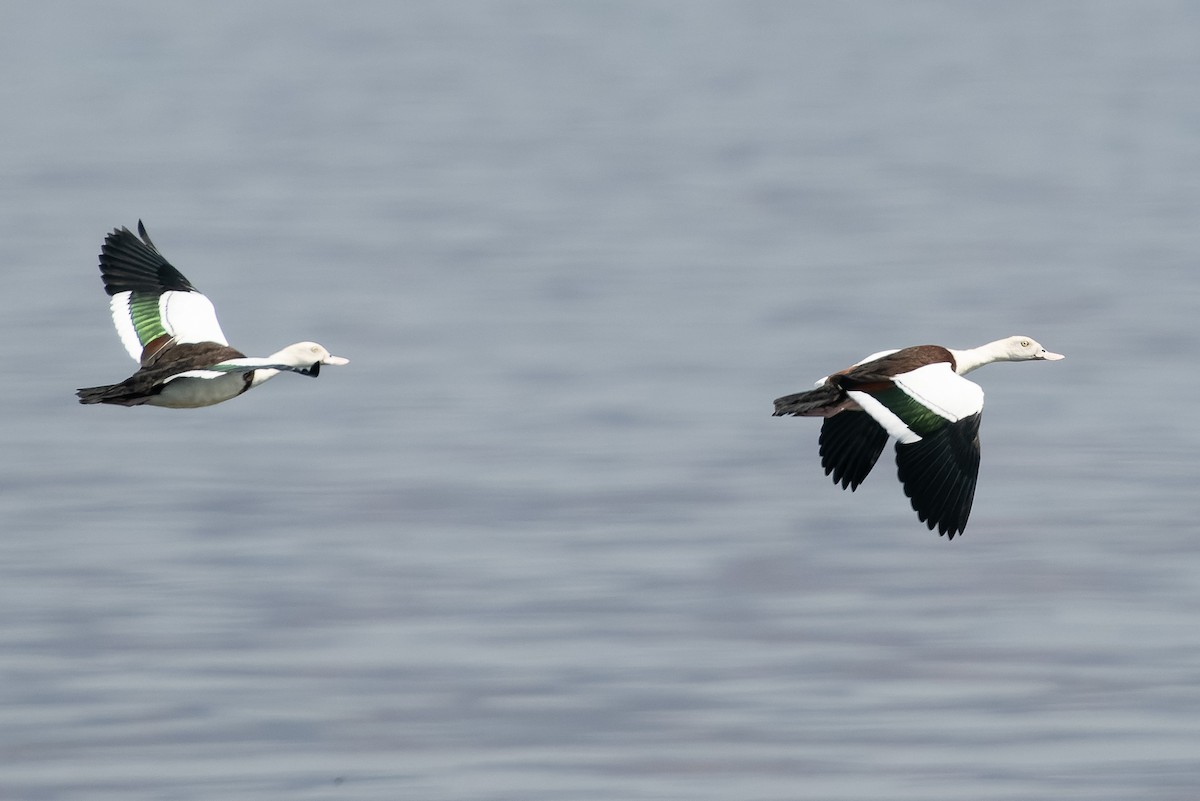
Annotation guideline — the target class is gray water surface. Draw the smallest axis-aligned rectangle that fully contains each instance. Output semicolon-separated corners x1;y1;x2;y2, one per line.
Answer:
2;3;1199;799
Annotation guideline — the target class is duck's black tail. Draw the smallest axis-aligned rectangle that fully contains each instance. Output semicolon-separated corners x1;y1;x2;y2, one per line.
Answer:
772;384;845;417
76;381;150;406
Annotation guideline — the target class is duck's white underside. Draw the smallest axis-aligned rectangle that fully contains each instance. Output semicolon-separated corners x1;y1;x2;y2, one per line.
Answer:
149;371;251;408
149;359;290;408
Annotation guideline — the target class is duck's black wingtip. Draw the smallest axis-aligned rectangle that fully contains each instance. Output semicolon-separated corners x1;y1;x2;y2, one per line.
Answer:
97;221;194;295
895;413;981;541
136;219;157;252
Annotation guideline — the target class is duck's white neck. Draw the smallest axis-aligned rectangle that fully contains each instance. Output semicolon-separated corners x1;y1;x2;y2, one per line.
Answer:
947;340;1010;375
245;344;309;388
248;367;282;388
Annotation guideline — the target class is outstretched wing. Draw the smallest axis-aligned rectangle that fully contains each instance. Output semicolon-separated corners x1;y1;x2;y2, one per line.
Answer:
193;358;323;378
842;363;984;444
841;362;985;538
819;411;888;490
98;221;229;364
895;412;981;538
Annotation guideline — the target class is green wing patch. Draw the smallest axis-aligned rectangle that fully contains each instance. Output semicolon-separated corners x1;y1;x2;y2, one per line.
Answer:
129;292;168;345
872;385;949;438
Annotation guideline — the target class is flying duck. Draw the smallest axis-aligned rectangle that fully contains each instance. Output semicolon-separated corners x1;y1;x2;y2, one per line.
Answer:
77;221;348;408
773;336;1063;538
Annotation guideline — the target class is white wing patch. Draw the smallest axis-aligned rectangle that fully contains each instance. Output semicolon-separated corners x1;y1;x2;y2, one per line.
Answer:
854;348;901;367
894;363;985;421
108;289;229;364
108;291;143;363
160;291;229;346
191;358;272;374
847;390;922;443
849;363;984;445
162;369;230;383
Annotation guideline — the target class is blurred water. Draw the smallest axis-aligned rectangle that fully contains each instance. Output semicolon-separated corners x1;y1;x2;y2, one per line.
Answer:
2;2;1200;799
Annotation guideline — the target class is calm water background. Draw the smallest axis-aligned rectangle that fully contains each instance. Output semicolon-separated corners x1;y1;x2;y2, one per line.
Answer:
1;2;1199;799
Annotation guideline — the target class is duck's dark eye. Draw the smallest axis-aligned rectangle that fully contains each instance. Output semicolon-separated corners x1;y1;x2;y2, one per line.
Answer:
1020;340;1030;347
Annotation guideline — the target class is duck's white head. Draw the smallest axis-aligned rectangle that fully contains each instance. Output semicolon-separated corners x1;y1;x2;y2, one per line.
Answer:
952;336;1063;374
996;335;1065;362
274;341;350;369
